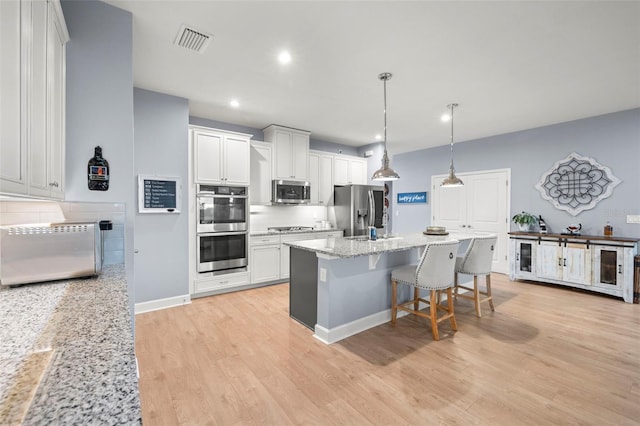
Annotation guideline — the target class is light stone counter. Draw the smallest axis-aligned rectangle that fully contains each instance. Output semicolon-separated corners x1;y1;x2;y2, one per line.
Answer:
0;265;141;425
285;232;478;258
250;228;342;237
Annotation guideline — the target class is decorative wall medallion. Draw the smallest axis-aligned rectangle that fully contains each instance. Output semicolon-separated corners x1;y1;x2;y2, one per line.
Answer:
535;152;620;216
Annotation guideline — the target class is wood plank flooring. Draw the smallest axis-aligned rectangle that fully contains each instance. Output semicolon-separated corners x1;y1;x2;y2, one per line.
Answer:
135;274;640;425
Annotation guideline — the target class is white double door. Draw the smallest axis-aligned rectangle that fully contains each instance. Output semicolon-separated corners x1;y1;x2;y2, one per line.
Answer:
431;169;510;274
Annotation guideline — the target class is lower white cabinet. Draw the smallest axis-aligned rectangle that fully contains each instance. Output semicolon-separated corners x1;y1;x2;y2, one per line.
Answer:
249;231;343;283
510;233;638;303
250;234;281;283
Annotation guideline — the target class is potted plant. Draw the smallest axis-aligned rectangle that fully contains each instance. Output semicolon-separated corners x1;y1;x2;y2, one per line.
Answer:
512;211;538;232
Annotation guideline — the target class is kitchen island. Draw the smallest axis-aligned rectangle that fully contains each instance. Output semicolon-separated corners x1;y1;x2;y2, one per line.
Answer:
0;265;141;424
285;233;477;344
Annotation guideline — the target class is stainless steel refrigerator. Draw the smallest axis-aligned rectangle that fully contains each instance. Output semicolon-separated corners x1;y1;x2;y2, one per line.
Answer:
333;184;385;237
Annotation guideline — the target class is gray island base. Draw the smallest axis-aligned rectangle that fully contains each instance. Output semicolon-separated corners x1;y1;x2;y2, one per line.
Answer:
286;233;476;344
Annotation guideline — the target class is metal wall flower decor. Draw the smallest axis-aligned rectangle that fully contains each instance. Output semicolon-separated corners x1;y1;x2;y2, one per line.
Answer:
535;152;620;216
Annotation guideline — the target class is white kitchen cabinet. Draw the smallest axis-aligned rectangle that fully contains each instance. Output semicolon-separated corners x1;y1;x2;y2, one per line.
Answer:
309;150;334;205
249;141;272;205
334;155;367;186
249;234;281;283
263;125;310;180
191;126;251;186
1;0;68;199
510;233;637;303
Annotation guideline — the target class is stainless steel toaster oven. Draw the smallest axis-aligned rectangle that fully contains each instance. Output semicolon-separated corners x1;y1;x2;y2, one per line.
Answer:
0;222;102;286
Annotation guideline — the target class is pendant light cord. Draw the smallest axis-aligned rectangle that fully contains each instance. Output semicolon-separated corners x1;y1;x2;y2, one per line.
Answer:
383;77;388;152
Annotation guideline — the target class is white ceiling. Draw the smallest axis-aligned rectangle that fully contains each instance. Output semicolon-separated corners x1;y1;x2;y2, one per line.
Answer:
105;0;640;154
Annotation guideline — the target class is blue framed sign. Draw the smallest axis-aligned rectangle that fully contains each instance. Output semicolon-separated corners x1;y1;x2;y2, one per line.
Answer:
397;192;427;204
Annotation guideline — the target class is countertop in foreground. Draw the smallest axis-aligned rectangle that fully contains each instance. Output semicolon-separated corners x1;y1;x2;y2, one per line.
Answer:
285;232;479;258
0;265;141;425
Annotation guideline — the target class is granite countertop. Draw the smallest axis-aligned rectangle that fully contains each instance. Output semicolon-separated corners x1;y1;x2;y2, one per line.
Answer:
250;228;342;237
285;232;480;258
0;265;141;425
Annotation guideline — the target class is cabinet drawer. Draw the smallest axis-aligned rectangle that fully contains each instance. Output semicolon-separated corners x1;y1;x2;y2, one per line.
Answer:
195;272;249;293
250;235;281;246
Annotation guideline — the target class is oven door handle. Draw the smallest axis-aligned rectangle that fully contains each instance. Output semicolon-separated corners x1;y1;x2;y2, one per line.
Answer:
198;231;247;237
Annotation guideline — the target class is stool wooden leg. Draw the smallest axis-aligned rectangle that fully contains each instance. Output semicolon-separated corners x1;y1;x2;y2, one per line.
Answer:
454;272;459;301
391;279;398;326
429;290;440;341
414;287;420;311
447;287;457;331
486;274;495;311
474;275;482;318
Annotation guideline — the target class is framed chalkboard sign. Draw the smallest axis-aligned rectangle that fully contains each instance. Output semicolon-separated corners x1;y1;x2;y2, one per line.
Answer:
138;175;182;213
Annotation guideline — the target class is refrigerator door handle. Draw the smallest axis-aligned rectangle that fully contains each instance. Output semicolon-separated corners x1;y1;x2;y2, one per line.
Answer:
367;190;375;227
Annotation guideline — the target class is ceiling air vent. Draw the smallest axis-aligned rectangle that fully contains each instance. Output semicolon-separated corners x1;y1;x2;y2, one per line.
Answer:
174;24;212;54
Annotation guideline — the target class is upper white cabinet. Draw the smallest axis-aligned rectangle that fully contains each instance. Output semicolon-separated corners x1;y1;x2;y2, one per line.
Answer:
334;155;367;185
191;126;251;186
263;125;310;181
249;141;272;205
1;0;68;199
309;150;334;205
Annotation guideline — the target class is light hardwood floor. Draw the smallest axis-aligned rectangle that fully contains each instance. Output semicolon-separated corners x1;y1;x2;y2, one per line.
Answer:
135;274;640;425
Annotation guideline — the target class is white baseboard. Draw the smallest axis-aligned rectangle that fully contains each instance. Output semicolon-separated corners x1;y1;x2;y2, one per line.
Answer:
135;294;191;314
313;282;474;345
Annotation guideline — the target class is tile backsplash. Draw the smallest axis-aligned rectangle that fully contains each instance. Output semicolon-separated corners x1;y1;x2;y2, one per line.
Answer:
0;200;125;265
249;204;331;231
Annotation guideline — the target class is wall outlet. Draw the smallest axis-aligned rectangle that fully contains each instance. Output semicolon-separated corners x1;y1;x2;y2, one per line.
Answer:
627;215;640;223
319;268;327;282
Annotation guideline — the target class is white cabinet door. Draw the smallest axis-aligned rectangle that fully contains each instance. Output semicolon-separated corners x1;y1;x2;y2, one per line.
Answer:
250;244;281;283
273;129;293;179
193;130;223;184
563;243;591;285
0;0;26;195
309;151;333;205
536;241;563;280
592;245;625;291
512;238;536;280
350;158;367;184
224;134;249;185
291;132;309;180
333;156;349;186
250;141;272;205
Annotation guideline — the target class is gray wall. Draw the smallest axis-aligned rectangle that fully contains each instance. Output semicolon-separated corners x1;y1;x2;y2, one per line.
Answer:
134;89;189;302
391;108;640;237
61;0;136;311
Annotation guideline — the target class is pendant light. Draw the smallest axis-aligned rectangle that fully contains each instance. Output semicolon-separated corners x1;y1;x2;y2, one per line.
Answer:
441;103;464;187
371;72;400;182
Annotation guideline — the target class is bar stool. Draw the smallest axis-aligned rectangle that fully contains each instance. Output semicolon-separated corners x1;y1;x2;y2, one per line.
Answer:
390;240;460;341
454;235;498;317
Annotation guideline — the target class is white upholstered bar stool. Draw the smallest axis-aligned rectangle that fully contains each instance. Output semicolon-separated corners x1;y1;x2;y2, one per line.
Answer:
390;240;460;341
454;235;498;317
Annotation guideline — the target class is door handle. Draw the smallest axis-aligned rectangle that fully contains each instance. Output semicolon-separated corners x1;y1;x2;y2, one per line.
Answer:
618;265;622;274
516;253;520;261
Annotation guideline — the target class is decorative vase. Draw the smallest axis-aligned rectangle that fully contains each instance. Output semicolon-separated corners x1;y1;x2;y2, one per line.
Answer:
518;223;532;232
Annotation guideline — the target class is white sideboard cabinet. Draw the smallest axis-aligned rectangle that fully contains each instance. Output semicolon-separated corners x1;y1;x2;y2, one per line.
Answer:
509;232;638;303
1;0;68;199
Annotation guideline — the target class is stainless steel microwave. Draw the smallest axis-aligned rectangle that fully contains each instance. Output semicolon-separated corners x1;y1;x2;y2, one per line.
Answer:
272;180;311;205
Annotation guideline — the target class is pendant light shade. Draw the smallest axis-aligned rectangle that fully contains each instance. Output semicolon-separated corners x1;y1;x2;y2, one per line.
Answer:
441;103;464;187
371;72;400;182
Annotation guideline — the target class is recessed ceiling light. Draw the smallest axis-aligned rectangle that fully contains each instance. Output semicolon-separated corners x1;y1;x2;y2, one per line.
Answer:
230;99;240;108
441;113;451;122
375;134;382;140
278;51;291;64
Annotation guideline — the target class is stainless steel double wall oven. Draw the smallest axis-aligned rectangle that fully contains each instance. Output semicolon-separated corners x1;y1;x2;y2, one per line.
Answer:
196;185;248;274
